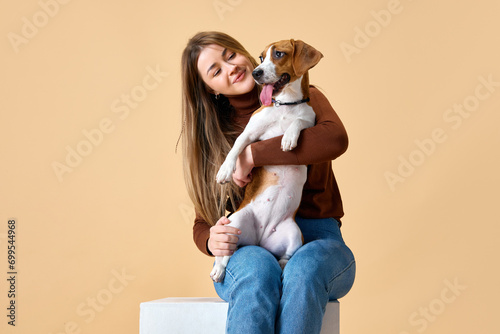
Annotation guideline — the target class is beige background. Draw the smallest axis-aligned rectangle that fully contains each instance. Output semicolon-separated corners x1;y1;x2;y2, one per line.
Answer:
1;0;499;333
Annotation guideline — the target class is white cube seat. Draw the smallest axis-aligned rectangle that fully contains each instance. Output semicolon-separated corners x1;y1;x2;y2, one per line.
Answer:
140;297;339;333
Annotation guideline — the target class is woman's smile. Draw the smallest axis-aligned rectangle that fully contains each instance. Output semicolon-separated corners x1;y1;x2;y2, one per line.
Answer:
232;69;246;84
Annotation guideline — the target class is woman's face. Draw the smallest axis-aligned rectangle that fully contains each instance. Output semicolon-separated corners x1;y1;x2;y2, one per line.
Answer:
197;44;255;97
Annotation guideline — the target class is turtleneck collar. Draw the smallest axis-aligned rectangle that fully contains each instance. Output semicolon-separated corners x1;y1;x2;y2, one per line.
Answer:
226;84;261;117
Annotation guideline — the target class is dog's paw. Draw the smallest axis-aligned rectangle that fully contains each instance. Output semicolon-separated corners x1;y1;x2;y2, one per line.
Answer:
278;258;289;270
216;161;236;184
281;130;299;151
210;263;226;283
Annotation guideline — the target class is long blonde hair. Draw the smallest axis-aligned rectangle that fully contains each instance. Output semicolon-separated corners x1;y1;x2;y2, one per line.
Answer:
180;31;259;226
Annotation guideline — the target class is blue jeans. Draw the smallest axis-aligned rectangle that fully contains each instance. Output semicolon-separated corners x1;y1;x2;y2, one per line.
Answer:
213;216;356;334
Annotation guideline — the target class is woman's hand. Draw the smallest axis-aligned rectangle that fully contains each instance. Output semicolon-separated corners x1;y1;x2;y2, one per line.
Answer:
208;216;241;256
232;145;254;187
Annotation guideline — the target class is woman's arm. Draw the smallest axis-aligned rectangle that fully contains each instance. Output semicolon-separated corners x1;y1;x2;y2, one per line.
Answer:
250;86;348;167
193;212;213;256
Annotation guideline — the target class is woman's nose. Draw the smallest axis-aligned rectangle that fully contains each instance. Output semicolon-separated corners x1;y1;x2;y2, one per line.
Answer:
226;63;238;75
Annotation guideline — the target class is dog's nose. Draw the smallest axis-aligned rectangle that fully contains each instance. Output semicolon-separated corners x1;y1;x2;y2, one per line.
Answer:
252;69;263;80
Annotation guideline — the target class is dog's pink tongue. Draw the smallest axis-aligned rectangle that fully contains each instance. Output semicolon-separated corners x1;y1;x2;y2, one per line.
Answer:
260;84;274;106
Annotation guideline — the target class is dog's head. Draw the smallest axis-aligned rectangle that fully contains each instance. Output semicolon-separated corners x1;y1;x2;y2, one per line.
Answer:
252;39;323;106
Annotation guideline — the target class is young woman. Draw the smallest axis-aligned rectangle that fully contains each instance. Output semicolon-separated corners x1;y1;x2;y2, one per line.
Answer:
180;31;356;334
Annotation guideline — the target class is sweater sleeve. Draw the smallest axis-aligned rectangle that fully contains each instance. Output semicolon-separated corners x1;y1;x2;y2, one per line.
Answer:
250;86;348;166
193;211;214;257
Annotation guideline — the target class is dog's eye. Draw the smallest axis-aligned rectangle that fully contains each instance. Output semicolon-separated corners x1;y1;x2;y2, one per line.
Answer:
259;55;264;63
274;50;286;59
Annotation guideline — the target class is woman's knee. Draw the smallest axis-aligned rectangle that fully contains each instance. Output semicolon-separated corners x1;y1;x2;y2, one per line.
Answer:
226;246;282;284
328;258;356;300
283;240;355;291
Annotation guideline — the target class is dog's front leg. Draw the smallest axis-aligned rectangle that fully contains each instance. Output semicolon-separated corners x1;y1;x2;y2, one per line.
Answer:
216;134;254;184
216;112;266;184
281;116;315;151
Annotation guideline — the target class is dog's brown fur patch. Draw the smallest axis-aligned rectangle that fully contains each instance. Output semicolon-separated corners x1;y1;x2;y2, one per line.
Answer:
236;167;279;210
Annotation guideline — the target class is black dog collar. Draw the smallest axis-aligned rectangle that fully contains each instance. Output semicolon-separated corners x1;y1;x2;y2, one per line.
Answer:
272;97;310;107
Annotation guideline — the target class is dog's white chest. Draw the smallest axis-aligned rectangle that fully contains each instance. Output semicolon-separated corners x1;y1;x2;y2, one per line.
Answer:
258;104;314;141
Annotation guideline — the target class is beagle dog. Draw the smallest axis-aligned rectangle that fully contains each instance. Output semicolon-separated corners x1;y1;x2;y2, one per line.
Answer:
211;39;323;282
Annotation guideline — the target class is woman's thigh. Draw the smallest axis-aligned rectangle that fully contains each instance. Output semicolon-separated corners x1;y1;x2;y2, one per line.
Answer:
285;216;356;299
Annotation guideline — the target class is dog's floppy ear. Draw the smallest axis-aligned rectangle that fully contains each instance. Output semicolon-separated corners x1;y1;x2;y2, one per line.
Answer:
291;39;323;77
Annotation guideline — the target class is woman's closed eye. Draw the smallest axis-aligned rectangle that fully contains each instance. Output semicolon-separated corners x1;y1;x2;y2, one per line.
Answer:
212;53;236;77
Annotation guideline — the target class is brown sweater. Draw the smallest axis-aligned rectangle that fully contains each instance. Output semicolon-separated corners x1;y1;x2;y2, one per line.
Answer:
193;85;348;256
